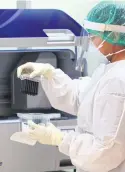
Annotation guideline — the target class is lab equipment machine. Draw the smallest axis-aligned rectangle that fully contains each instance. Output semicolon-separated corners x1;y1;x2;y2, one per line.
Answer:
0;8;83;172
0;2;108;171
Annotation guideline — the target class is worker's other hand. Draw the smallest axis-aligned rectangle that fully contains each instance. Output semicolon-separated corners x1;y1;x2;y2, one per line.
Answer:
17;62;55;79
28;121;64;146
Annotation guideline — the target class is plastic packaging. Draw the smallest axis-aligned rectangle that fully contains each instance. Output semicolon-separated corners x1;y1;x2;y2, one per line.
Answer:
17;113;50;132
10;113;61;145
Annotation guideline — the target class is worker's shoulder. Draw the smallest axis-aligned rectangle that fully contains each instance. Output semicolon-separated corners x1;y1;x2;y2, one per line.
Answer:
99;61;125;94
106;60;125;81
112;60;125;78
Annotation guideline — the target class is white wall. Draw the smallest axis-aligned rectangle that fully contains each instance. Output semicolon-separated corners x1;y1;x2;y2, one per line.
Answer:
31;0;100;25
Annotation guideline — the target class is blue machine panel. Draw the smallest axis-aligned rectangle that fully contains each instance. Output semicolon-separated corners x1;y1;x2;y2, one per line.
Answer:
0;9;88;38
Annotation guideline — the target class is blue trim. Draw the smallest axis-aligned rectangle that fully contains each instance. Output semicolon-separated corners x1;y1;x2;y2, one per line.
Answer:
0;48;73;53
0;9;88;38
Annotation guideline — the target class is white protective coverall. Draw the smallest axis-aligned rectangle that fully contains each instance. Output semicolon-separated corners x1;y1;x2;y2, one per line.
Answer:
41;60;125;172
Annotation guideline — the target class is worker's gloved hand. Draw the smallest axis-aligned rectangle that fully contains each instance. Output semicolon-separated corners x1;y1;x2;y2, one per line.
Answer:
17;62;55;79
28;121;64;146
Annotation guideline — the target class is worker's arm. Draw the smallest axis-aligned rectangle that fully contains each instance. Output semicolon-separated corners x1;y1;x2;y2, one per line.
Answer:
17;62;91;115
58;78;125;172
41;69;91;115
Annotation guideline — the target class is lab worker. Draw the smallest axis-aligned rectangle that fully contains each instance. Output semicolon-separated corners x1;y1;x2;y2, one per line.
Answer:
17;1;125;172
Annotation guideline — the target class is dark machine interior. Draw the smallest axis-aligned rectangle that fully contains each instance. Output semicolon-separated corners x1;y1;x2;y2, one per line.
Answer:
0;50;80;119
